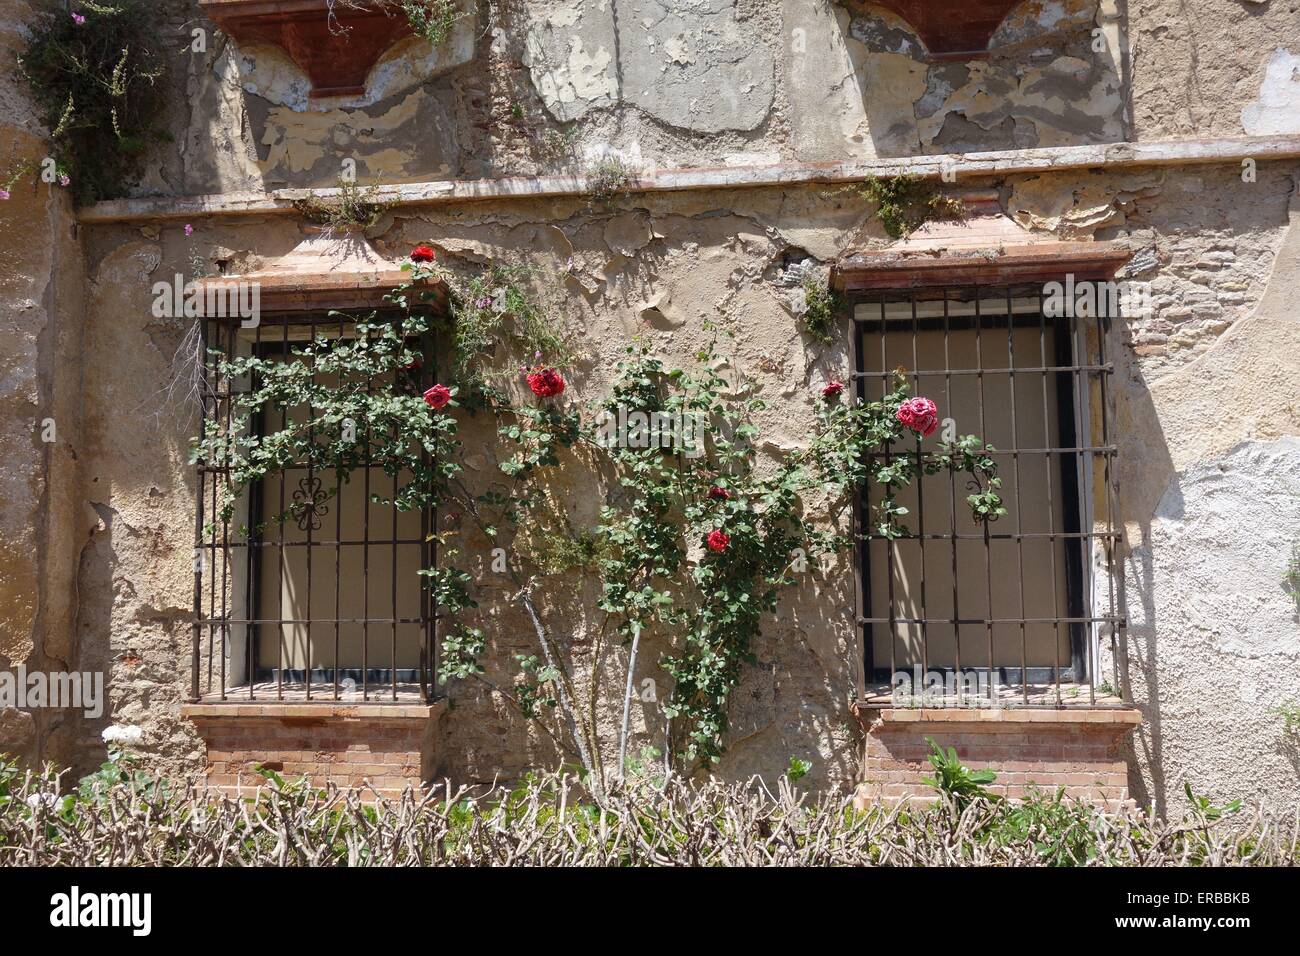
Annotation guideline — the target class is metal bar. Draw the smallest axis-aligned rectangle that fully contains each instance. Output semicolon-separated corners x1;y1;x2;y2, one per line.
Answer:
362;328;372;702
277;319;288;701
219;318;232;700
855;530;1121;542
304;331;316;702
881;299;897;683
217;617;431;625
944;292;961;700
191;317;209;702
851;364;1113;376
858;615;1123;625
975;291;996;703
911;292;930;682
248;322;263;701
852;308;873;702
1006;286;1029;705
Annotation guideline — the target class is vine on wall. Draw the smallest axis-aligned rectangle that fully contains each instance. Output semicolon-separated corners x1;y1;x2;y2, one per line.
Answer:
193;244;1004;798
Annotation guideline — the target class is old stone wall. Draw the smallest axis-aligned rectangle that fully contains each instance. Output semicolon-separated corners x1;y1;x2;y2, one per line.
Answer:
0;0;92;769
1;0;1298;809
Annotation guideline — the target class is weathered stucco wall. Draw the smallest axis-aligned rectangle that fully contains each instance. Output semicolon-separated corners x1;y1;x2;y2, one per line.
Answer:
2;0;1299;809
63;157;1300;805
0;0;92;768
68;0;1297;201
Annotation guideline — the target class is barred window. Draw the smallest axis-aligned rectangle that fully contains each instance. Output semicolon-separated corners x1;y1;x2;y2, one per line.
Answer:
851;283;1124;706
192;313;438;703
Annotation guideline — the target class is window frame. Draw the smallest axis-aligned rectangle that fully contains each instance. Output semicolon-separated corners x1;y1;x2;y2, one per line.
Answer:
192;309;441;704
846;281;1126;707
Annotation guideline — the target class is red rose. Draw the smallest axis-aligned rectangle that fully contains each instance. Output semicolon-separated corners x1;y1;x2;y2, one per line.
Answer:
708;485;731;501
896;396;939;438
822;380;845;399
410;245;436;263
423;384;452;410
526;367;566;398
706;529;730;553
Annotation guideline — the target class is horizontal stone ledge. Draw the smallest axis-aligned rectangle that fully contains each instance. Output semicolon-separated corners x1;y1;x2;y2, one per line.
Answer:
859;706;1143;727
182;699;447;721
77;135;1300;225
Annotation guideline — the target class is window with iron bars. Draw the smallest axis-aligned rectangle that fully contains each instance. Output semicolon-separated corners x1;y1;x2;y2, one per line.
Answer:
850;282;1126;707
192;311;439;704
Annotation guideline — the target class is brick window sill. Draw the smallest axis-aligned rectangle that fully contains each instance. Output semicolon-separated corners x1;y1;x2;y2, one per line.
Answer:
856;705;1143;808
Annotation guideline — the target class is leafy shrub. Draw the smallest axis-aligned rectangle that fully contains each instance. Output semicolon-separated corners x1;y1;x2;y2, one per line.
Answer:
19;1;169;204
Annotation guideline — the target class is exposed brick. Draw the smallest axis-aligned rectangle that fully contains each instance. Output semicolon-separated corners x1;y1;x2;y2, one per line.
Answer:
858;706;1141;808
184;700;447;801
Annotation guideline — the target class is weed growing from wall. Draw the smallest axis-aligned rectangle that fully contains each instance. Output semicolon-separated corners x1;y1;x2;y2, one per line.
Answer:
328;0;462;46
18;1;169;204
798;270;842;344
860;174;966;239
585;156;635;207
293;179;395;232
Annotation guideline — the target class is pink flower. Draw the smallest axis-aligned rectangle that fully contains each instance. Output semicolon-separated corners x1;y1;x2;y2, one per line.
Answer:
708;486;731;501
0;189;9;201
896;396;939;438
58;174;70;187
526;367;566;398
706;529;730;553
822;380;845;399
423;384;452;410
72;13;86;25
184;223;194;237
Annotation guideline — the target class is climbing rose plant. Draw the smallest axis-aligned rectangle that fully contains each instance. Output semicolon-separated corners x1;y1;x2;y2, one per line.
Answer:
444;343;1004;774
192;246;1005;788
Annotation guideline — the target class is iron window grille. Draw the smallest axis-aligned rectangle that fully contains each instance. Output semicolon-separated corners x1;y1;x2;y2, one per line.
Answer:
192;311;439;704
850;282;1126;707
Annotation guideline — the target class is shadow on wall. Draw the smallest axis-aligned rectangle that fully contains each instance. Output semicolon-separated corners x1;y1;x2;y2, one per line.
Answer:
833;0;1130;158
1112;172;1300;814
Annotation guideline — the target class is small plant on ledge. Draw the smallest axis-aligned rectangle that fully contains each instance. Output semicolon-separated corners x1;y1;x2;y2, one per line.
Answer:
859;174;966;240
292;178;395;232
585;155;636;208
328;0;462;47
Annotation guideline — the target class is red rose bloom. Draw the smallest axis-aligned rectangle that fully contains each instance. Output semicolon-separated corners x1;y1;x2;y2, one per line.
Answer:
706;529;730;553
896;396;939;438
423;384;452;410
526;367;566;398
822;380;845;399
410;245;436;263
708;486;731;501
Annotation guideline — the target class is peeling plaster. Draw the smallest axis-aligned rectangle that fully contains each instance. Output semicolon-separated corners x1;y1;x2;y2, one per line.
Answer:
1242;48;1300;135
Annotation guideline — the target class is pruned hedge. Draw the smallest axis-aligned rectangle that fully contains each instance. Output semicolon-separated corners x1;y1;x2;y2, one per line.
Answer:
1;761;1295;867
